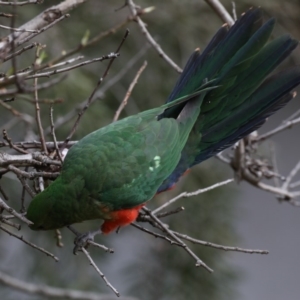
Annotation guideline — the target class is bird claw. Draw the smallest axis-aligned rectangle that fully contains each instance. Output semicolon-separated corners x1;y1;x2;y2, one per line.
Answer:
73;229;102;255
73;232;92;255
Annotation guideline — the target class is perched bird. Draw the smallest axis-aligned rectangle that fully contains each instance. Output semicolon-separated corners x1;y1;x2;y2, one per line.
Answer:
27;9;300;241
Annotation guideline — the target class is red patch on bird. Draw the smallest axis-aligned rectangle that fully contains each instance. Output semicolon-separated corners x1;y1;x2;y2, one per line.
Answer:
101;204;145;234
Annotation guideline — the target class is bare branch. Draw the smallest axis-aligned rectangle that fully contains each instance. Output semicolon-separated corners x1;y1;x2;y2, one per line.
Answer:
256;116;300;142
143;207;213;272
0;216;21;230
81;248;120;297
3;129;29;154
231;1;237;21
0;270;138;300
113;60;148;122
61;31;128;148
156;206;185;219
173;231;269;254
3;43;38;62
126;0;182;73
47;44;149;133
204;0;235;26
0;196;32;225
0;0;43;6
0;140;78;150
7;166;37;197
0;224;59;261
131;222;182;246
282;160;300;190
22;53;119;79
33;46;48;154
153;178;234;214
8;164;59;180
0;0;89;53
0;75;67;97
0;152;61;168
49;105;63;162
0;24;38;32
0;185;9;201
46;7;151;67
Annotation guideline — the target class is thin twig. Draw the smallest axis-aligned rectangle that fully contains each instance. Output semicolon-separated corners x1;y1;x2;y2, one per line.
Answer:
131;222;181;246
3;42;38;62
0;140;77;150
45;9;149;67
61;30;129;149
24;54;119;79
0;24;38;32
81;248;120;297
0;216;21;230
20;170;27;213
0;99;31;120
3;129;29;154
41;55;84;70
153;178;234;214
126;0;182;73
216;152;231;164
0;185;9;201
285;107;300;122
282;160;300;190
33;46;48;154
46;44;150;133
0;196;32;225
156;206;185;219
0;151;61;167
143;207;213;272
50;105;63;162
0;0;42;6
290;180;300;189
0;270;138;300
2;55;84;80
19;95;64;104
0;0;88;54
231;1;237;21
0;224;59;261
9;167;37;197
256;116;300;142
113;60;147;121
0;75;67;97
0;12;14;18
204;0;235;26
269;142;281;188
8;164;59;179
173;231;269;254
16;14;70;48
88;241;114;253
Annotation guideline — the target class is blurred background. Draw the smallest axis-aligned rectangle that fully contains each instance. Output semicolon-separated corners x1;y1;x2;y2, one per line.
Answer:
0;0;300;299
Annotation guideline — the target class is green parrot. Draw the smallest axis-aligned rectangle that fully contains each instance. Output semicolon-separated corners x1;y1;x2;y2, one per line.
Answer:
27;8;300;241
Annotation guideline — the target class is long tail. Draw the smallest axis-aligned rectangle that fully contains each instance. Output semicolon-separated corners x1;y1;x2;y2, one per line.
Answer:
158;8;300;193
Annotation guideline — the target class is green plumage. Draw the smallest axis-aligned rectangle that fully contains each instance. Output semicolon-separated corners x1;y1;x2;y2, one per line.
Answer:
27;92;208;229
27;8;300;231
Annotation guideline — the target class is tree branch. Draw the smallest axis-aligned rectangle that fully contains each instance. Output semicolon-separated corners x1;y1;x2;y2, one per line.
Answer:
0;270;138;300
204;0;235;26
0;0;89;54
126;0;182;73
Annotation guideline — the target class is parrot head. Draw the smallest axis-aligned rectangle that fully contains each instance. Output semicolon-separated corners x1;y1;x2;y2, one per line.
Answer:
26;191;64;230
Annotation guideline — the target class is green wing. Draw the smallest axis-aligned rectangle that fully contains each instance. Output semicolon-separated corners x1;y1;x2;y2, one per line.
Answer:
62;115;180;210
